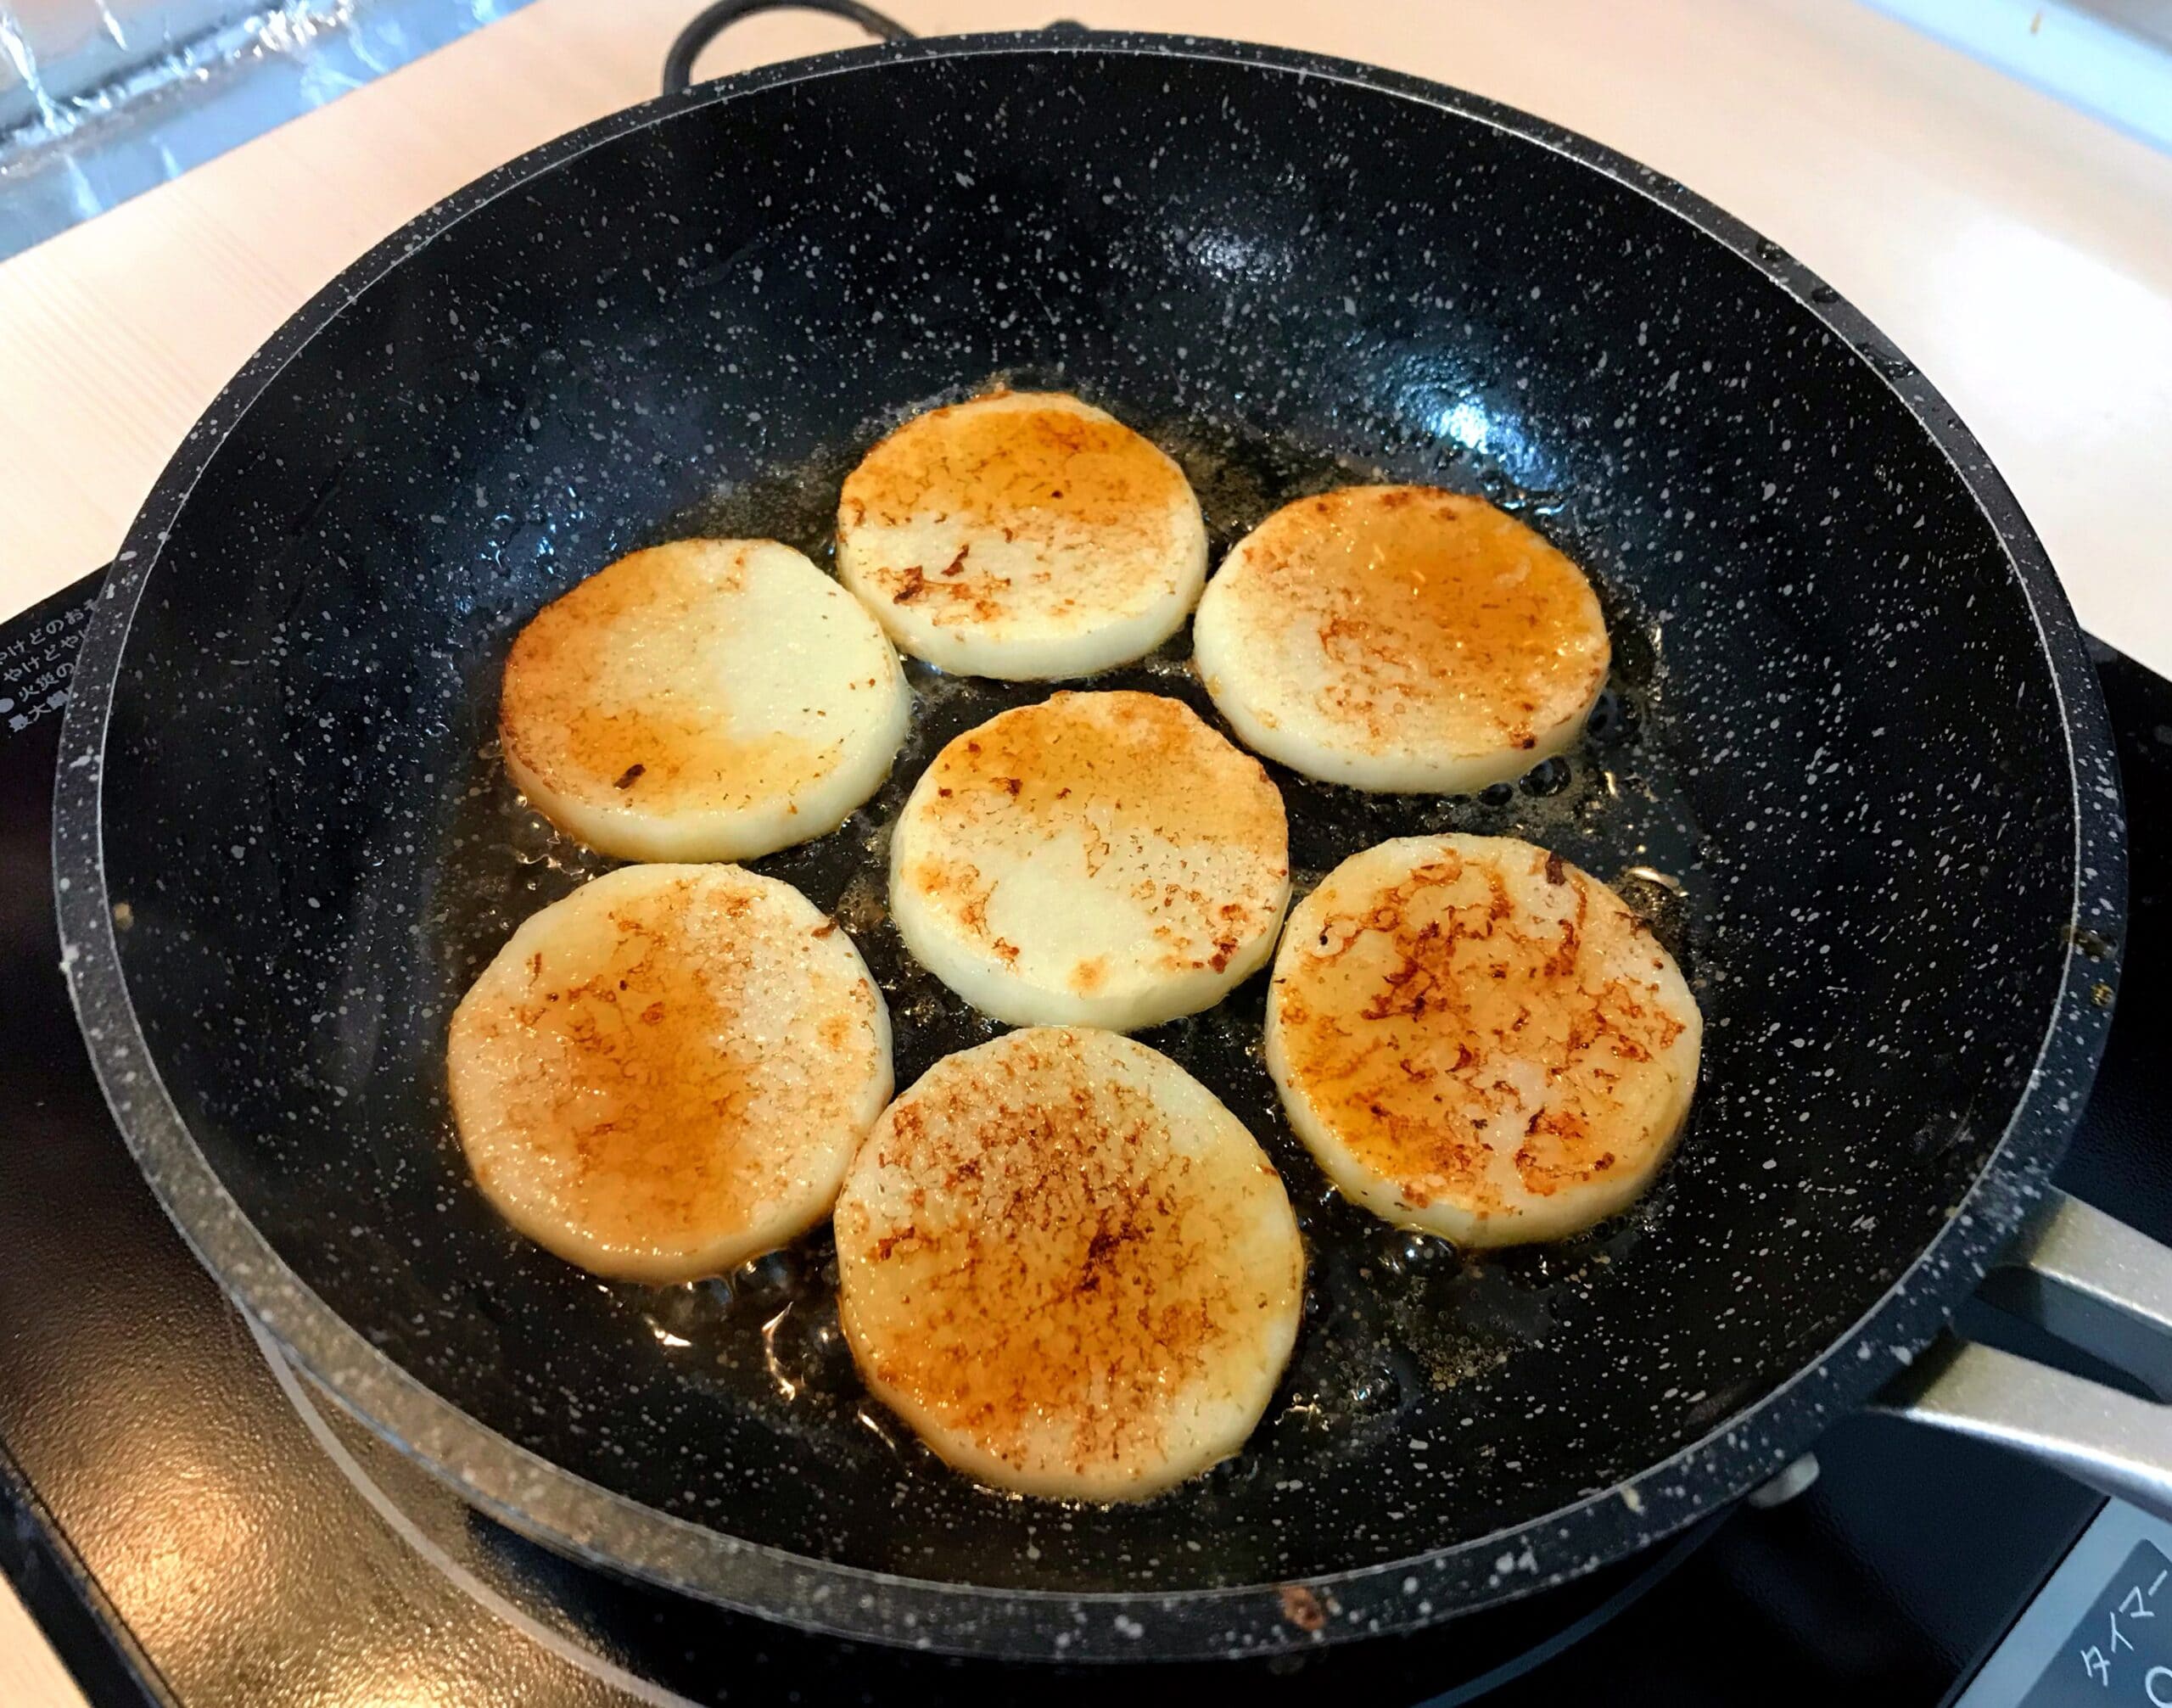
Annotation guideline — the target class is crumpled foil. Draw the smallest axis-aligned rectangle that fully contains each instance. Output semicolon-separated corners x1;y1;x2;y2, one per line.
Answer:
0;0;531;260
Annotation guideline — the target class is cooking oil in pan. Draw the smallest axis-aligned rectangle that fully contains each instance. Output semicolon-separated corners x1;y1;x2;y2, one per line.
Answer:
434;388;1715;1487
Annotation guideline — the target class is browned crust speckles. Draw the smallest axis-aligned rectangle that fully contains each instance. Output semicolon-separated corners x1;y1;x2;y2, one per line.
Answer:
1268;836;1698;1234
835;393;1205;669
500;541;840;815
1202;485;1610;775
896;691;1290;991
842;393;1185;563
833;1028;1302;1497
447;867;888;1280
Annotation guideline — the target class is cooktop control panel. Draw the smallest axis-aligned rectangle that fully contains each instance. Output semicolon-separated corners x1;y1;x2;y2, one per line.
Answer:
1962;1506;2172;1707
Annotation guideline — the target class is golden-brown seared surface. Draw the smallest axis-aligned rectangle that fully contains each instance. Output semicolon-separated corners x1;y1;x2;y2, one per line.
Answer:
448;865;892;1282
835;1027;1304;1500
1265;834;1699;1246
889;691;1290;1029
836;392;1207;680
501;539;908;862
1194;486;1610;792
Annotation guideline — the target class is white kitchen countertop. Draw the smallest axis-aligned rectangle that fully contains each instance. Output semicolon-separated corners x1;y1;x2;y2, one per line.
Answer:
2;2;2168;1700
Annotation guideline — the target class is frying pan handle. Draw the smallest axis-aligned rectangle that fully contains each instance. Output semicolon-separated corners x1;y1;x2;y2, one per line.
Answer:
1874;1190;2172;1520
662;0;916;95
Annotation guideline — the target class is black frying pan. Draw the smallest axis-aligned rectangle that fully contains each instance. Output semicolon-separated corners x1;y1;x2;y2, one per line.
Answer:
54;26;2139;1664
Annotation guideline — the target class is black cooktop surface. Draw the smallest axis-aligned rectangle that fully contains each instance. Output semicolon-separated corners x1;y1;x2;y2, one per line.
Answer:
3;572;2165;1705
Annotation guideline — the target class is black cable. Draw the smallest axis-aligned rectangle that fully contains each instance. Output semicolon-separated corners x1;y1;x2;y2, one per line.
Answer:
663;0;915;95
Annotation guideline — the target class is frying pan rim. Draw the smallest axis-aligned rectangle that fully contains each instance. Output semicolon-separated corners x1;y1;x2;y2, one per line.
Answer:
50;28;2125;1661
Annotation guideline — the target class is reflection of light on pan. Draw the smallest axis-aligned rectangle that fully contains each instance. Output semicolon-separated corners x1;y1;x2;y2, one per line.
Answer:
1440;400;1490;451
254;1319;697;1708
1181;224;1292;283
854;1405;900;1453
1431;397;1542;484
762;1305;799;1401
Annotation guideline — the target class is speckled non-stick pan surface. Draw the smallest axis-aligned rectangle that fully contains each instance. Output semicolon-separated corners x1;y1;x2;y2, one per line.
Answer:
53;33;2124;1661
